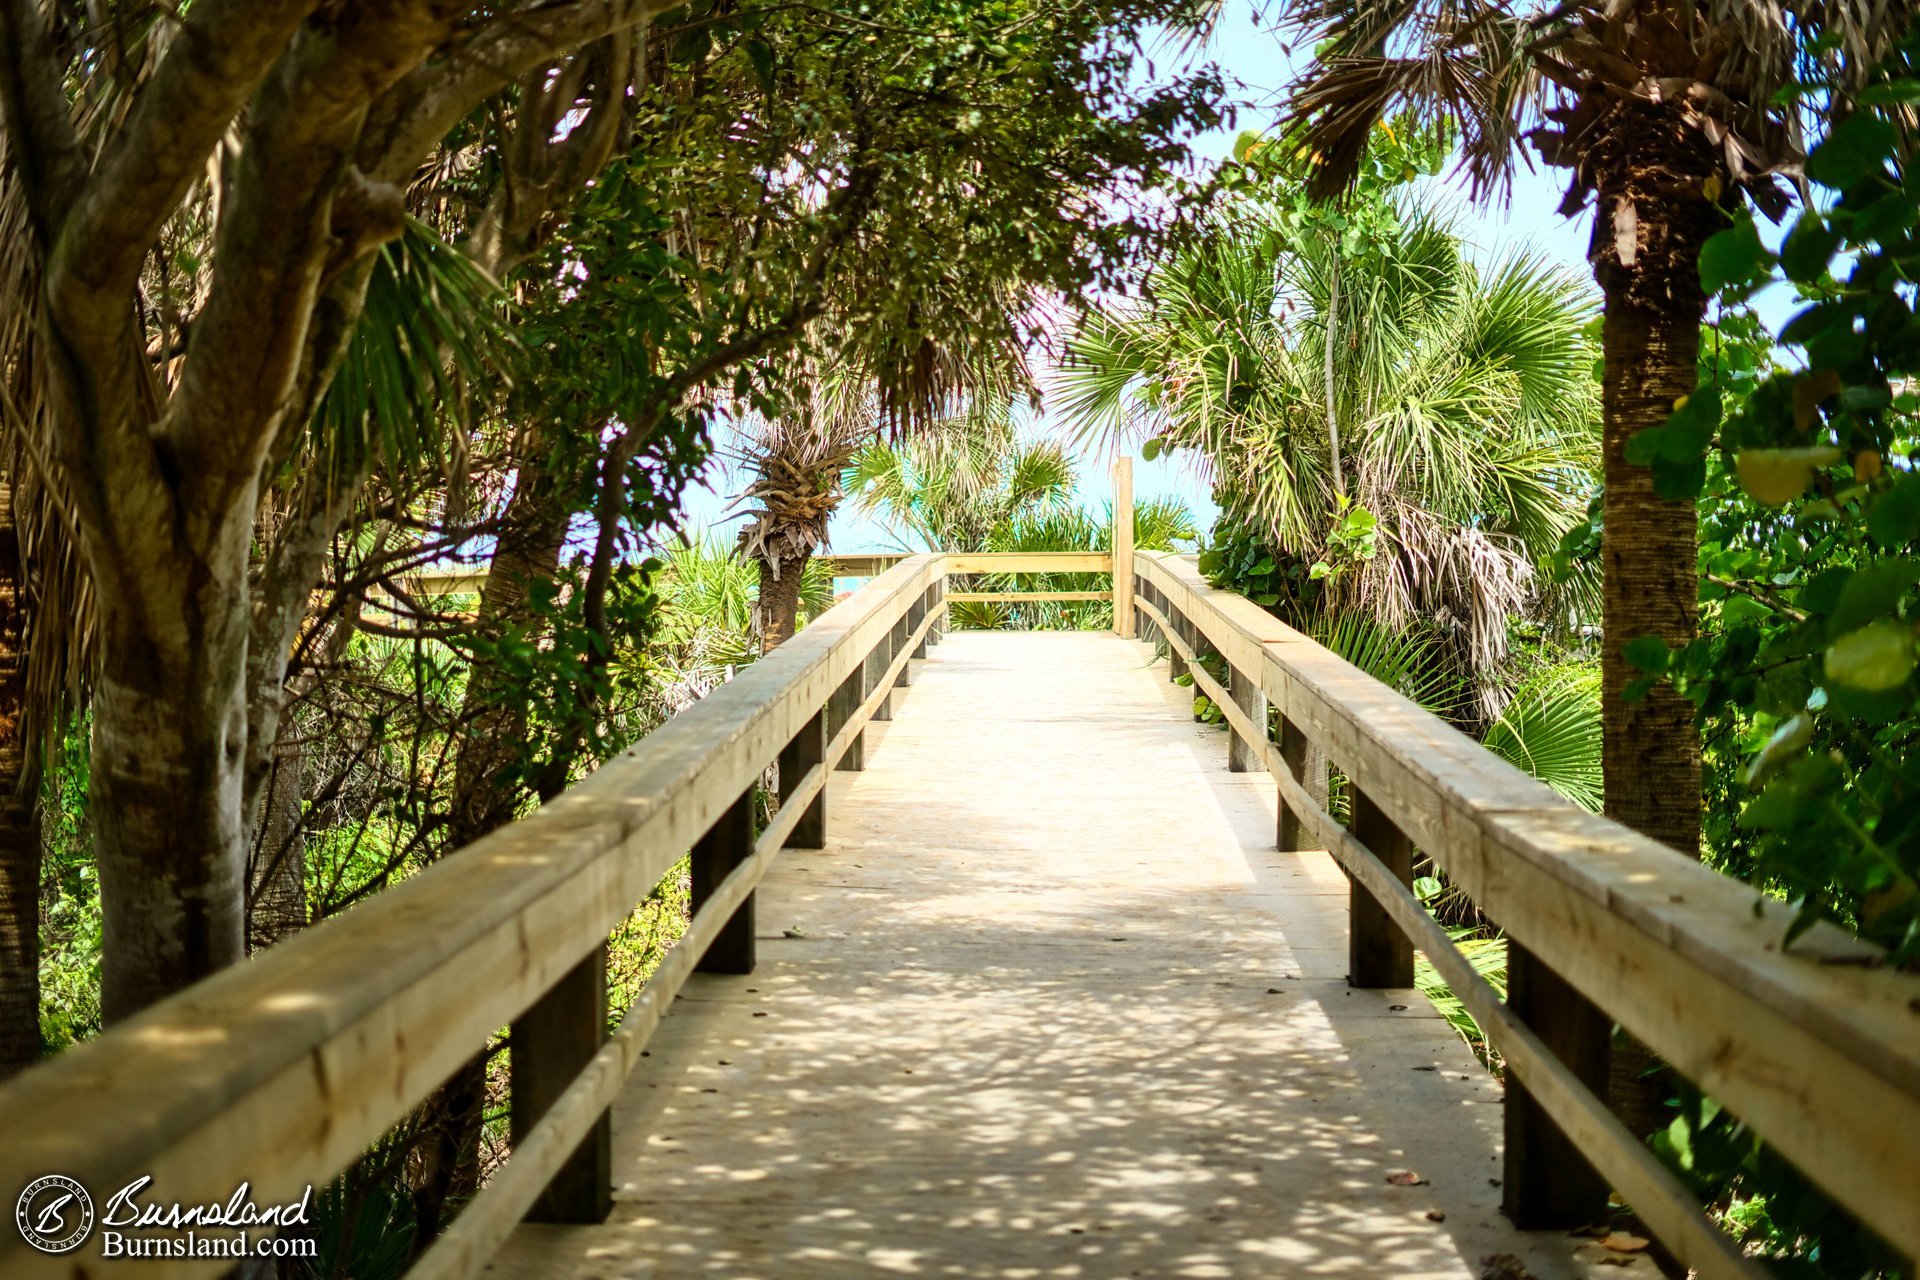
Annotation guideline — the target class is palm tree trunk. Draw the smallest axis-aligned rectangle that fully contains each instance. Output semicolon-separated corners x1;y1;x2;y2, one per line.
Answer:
1597;265;1704;851
0;478;40;1080
757;550;811;653
1324;250;1345;499
1594;170;1714;1143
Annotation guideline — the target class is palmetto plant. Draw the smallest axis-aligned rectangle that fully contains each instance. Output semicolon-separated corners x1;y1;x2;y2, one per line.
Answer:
960;497;1199;631
731;381;876;651
641;533;833;712
846;398;1076;554
1268;0;1913;857
1481;661;1603;812
1061;197;1598;712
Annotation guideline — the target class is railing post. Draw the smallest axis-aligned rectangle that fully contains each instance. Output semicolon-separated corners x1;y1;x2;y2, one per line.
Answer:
1184;615;1209;720
778;706;826;848
1111;457;1135;639
1276;715;1322;850
1227;664;1266;773
829;668;864;771
511;945;612;1223
911;594;929;658
929;577;946;645
1504;944;1611;1227
692;787;756;974
867;630;893;722
1167;604;1188;682
892;614;913;687
1345;785;1413;988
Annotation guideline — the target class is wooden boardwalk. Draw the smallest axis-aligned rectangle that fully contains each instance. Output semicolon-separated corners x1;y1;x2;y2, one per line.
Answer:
493;631;1620;1280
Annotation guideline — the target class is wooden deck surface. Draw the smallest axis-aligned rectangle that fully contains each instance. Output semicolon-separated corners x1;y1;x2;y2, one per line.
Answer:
492;631;1627;1280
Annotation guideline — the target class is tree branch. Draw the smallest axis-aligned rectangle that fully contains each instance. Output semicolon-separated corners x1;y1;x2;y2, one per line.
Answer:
365;0;681;183
48;0;320;328
163;2;460;496
0;0;85;232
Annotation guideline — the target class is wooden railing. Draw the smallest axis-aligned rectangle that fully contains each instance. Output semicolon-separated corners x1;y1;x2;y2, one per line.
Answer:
1130;551;1920;1277
0;556;951;1280
8;533;1912;1279
0;537;1136;1279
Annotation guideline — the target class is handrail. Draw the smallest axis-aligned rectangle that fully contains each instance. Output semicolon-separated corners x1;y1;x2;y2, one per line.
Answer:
1132;551;1920;1274
0;555;949;1280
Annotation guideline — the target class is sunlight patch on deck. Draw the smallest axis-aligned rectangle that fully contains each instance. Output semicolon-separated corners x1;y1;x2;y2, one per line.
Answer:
490;631;1623;1280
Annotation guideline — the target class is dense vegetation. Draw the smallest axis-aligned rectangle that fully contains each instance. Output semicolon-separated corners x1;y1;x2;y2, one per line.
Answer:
1;0;1915;1275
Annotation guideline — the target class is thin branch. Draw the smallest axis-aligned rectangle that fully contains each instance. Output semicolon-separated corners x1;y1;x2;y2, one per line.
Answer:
50;0;318;321
0;0;86;231
367;0;686;183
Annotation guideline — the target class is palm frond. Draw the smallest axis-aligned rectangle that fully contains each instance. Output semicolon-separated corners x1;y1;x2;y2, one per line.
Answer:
1480;662;1601;811
312;221;520;485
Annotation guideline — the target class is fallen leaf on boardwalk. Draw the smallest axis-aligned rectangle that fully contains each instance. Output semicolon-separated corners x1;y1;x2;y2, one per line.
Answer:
1480;1254;1535;1280
783;927;808;938
1595;1258;1635;1268
1599;1235;1650;1254
1386;1171;1430;1186
1388;1004;1409;1011
1425;1210;1447;1222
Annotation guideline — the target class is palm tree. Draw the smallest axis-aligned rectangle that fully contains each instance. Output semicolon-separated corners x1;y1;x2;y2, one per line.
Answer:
732;387;879;652
645;533;833;697
846;398;1077;553
1267;0;1912;855
1061;196;1598;718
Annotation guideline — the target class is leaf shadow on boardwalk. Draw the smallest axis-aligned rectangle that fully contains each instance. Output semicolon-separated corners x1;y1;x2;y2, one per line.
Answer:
490;632;1626;1280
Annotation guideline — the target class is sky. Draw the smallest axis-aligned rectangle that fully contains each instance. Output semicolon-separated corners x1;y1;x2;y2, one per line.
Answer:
672;0;1787;556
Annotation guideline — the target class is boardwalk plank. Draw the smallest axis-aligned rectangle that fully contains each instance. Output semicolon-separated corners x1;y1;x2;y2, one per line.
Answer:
493;632;1615;1280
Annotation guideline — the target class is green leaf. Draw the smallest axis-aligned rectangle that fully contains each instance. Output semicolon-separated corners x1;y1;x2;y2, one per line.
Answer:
1867;475;1920;547
1858;80;1920;106
1801;567;1853;615
1779;212;1840;284
1829;557;1920;634
1697;219;1774;295
1623;634;1672;675
1806;113;1898;189
1141;436;1164;461
1824;619;1917;692
1625;425;1665;466
744;38;776;95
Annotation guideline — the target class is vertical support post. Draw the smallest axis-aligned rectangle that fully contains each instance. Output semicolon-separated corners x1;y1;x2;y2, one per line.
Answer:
778;707;826;848
1276;715;1324;851
1505;945;1611;1227
1227;664;1266;773
829;669;864;771
1111;457;1135;639
867;632;893;722
892;615;912;687
1183;615;1209;721
911;593;929;658
1345;785;1413;988
511;945;612;1223
929;577;946;645
692;788;756;974
1167;605;1188;682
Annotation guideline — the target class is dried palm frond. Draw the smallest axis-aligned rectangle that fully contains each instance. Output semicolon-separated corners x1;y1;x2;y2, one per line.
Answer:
0;125;94;763
1275;0;1911;217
